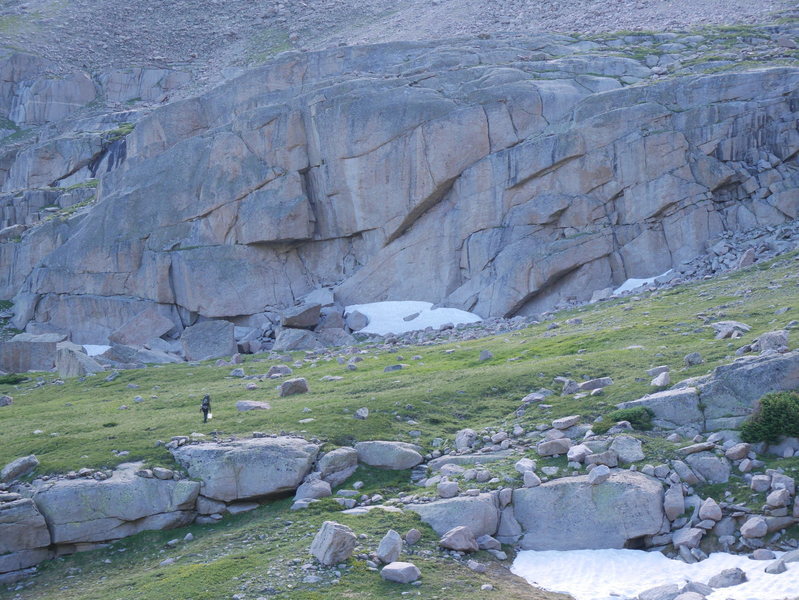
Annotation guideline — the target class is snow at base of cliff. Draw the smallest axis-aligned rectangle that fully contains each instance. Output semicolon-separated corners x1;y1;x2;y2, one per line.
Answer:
344;301;481;336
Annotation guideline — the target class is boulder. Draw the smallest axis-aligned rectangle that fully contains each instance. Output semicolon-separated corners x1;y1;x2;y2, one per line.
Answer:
309;521;357;566
108;307;175;346
280;377;309;396
672;527;704;549
587;464;611;485
345;310;369;332
609;435;644;464
0;395;11;407
513;471;663;550
0;333;64;372
1;455;39;483
56;346;104;377
354;441;423;469
235;400;271;411
170;437;319;502
273;328;323;351
684;452;730;484
698;351;799;430
616;388;702;429
294;478;332;500
0;499;51;557
376;529;402;564
280;303;321;329
663;485;685;521
707;567;746;588
439;526;478;552
537;438;572;456
316;447;358;487
408;493;499;538
740;516;768;538
698;497;722;521
380;561;421;583
455;428;478;450
181;320;236;361
637;584;679;600
32;463;199;544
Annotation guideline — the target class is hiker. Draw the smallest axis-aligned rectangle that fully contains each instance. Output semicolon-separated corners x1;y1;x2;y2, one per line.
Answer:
201;394;211;423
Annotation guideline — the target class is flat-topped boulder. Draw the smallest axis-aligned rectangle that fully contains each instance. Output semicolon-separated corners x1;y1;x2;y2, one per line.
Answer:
513;470;664;550
0;333;66;372
32;462;199;545
354;441;423;470
171;436;319;502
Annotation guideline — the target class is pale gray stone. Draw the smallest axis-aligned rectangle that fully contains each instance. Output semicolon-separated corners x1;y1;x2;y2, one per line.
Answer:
513;471;663;550
408;493;499;538
171;437;318;502
32;463;199;544
610;435;644;464
377;529;402;564
310;521;357;566
354;441;423;470
1;455;39;483
439;525;478;552
380;561;420;583
317;447;358;487
280;377;309;396
181;320;236;361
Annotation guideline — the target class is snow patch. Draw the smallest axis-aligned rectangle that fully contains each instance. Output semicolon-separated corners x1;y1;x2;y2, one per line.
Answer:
613;270;672;295
83;345;111;356
512;549;798;600
344;301;481;336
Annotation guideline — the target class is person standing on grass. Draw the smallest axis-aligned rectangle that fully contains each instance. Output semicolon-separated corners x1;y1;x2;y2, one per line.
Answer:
201;394;211;423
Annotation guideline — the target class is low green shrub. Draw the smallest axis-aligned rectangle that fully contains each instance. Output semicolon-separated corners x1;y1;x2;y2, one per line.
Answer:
0;373;27;385
594;406;654;434
740;391;799;443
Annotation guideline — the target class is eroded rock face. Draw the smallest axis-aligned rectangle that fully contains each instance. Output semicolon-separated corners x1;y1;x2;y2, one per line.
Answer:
407;493;499;538
170;437;319;502
513;471;664;550
32;463;199;545
5;38;799;340
0;498;51;576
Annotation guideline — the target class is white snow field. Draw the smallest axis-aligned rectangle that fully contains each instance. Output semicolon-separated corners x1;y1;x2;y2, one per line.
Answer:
512;549;799;600
344;301;482;335
613;270;673;295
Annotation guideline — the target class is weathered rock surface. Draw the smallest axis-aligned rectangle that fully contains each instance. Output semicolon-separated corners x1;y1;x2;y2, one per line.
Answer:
1;455;39;483
408;493;499;538
32;463;199;544
380;561;421;583
181;320;236;362
354;441;423;470
316;447;359;487
309;521;357;566
0;498;51;574
56;345;104;378
6;38;799;340
170;437;319;502
513;471;664;550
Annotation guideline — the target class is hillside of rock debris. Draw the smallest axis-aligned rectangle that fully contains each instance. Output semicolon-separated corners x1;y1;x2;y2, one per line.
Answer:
0;245;797;599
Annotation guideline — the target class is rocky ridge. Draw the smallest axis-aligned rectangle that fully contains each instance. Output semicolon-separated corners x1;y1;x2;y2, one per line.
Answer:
1;23;799;352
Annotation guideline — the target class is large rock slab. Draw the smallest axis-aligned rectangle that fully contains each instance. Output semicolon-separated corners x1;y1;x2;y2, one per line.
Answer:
616;388;703;430
697;352;799;430
181;320;236;361
407;493;499;538
108;306;176;347
32;463;199;544
0;333;64;372
0;498;51;555
513;471;664;550
56;346;104;378
354;441;423;469
1;455;39;483
170;437;319;502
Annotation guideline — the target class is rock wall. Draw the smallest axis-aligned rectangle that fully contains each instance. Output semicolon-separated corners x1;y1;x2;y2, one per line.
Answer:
1;41;799;342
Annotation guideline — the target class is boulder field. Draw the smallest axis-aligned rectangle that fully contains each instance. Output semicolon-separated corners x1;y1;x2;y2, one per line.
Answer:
1;36;798;344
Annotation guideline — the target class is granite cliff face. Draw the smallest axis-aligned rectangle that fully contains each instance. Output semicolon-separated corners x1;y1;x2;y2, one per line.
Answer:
1;36;798;342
